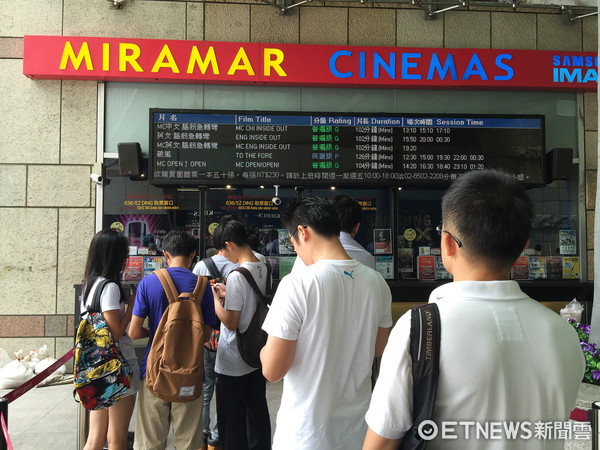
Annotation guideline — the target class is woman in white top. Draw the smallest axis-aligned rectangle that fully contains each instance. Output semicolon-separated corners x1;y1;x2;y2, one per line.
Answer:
80;228;139;450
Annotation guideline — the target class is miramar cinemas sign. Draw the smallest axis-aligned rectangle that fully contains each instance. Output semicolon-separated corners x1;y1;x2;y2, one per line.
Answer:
23;35;597;92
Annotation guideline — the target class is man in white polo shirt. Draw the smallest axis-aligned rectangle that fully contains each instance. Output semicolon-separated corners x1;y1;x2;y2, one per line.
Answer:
364;169;585;450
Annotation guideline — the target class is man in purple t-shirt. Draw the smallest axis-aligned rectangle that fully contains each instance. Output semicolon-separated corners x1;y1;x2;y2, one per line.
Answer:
130;230;216;450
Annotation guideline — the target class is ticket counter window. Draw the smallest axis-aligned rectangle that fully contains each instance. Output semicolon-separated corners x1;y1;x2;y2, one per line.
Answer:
102;163;201;282
300;188;393;278
203;187;391;280
397;189;446;280
203;186;292;280
397;173;581;281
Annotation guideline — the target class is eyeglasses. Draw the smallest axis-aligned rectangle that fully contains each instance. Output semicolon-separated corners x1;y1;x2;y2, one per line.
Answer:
285;225;307;252
436;223;462;248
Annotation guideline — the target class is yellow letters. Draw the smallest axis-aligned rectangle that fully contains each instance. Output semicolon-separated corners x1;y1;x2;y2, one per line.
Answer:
152;45;180;73
119;43;143;72
263;48;287;77
59;41;93;71
227;47;255;76
103;43;110;71
187;46;220;75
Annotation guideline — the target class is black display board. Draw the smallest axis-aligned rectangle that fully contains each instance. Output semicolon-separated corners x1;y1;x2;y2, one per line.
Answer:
149;109;545;187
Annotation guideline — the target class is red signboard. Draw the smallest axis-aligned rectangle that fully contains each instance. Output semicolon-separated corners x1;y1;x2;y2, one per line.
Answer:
23;35;597;92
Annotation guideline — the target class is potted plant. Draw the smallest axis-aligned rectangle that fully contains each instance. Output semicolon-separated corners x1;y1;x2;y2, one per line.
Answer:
569;319;600;384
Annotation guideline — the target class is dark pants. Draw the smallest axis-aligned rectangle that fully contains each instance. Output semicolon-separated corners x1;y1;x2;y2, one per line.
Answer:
215;370;271;450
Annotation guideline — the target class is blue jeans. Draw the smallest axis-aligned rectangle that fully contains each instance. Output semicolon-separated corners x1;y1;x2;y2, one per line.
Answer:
203;348;219;441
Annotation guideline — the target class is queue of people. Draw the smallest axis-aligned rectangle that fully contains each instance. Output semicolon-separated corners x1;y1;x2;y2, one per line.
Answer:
78;169;585;450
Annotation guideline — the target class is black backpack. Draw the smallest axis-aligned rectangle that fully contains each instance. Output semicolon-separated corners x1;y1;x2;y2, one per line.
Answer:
202;257;223;283
399;303;441;450
201;257;223;352
229;264;273;369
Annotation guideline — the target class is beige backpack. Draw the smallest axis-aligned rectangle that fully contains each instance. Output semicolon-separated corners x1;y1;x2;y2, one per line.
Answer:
146;269;208;402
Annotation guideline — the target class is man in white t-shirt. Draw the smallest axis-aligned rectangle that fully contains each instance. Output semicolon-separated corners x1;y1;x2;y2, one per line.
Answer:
364;169;585;450
210;216;271;450
261;196;392;450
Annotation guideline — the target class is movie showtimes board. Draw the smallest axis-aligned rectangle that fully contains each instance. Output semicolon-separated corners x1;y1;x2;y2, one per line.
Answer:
149;109;545;187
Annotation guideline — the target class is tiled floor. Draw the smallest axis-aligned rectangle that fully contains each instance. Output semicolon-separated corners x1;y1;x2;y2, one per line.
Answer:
0;379;283;449
1;380;598;449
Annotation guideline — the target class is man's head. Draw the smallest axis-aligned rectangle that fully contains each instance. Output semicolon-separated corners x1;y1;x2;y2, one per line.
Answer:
441;169;532;273
162;230;197;260
212;215;250;262
330;194;362;236
212;215;249;250
282;196;340;239
282;196;340;263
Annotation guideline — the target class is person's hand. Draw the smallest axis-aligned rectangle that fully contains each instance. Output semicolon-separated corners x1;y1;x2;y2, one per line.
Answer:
213;282;226;299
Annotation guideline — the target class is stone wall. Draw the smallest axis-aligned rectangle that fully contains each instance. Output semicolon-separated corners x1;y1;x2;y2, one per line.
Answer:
0;0;597;365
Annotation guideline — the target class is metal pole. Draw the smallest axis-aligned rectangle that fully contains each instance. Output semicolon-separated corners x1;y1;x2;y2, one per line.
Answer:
0;397;7;450
76;403;89;450
592;401;600;450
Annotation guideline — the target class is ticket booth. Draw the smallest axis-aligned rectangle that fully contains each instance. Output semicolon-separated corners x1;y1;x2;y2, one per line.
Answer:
100;90;592;321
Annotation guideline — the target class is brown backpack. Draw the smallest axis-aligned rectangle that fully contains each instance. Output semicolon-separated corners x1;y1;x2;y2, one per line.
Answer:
146;268;208;402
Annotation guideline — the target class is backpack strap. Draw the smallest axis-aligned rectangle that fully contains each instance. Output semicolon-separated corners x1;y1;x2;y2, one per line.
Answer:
156;269;208;306
155;268;180;304
232;267;263;299
189;276;208;305
400;303;440;449
264;263;272;300
86;279;112;315
202;257;222;280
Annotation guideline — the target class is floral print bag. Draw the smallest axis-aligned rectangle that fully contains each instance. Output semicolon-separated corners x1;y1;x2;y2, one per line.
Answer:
73;279;132;410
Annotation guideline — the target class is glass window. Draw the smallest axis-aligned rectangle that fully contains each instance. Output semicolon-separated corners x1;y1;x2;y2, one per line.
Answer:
103;82;581;283
203;186;296;280
397;189;446;280
102;163;201;282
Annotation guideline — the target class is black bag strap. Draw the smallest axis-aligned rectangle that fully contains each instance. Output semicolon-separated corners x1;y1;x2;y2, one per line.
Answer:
202;257;222;280
399;303;441;450
85;279;112;316
231;263;272;304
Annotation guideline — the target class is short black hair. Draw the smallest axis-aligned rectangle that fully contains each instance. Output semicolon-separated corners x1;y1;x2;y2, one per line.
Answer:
442;169;532;269
281;196;340;238
162;230;197;257
212;215;249;250
330;194;362;233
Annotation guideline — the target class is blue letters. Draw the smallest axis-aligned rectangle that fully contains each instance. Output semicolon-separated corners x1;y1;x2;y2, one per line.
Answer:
373;52;396;79
329;50;353;78
462;54;488;80
401;53;422;80
427;53;457;80
553;55;561;66
359;52;366;79
494;54;514;81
